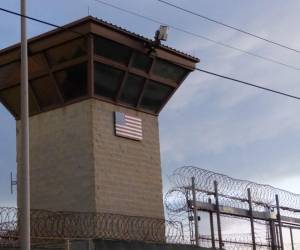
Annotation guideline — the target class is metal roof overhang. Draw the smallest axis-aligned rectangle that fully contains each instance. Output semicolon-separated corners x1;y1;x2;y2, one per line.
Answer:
0;16;199;119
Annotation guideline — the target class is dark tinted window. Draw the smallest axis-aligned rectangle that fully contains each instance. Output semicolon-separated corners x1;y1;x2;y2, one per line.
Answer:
140;81;173;113
131;52;152;72
94;36;131;65
31;76;62;109
120;74;145;106
153;59;188;82
94;62;124;100
55;63;87;102
46;38;86;66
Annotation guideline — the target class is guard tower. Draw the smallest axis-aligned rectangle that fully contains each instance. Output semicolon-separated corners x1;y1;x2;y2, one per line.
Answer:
0;17;199;219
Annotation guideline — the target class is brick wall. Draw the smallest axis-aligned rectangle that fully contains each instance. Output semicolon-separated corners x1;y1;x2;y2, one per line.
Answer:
16;99;164;219
92;100;164;218
17;100;95;212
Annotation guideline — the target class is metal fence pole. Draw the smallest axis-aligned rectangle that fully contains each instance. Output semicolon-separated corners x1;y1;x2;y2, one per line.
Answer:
214;181;223;249
269;219;277;250
88;239;94;250
208;198;216;248
290;227;294;250
64;239;70;250
275;225;280;249
191;177;199;247
247;188;256;250
20;0;30;250
275;195;284;250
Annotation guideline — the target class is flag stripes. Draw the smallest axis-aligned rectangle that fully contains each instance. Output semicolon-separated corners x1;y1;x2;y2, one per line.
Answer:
115;112;143;141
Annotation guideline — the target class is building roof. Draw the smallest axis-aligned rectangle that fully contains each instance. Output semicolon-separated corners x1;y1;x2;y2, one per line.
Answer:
0;16;199;64
0;16;199;118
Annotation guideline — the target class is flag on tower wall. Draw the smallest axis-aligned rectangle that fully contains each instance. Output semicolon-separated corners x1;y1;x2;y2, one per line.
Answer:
114;112;143;141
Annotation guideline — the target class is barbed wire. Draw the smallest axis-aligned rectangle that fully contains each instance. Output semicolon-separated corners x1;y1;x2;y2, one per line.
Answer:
0;208;183;245
164;166;300;249
165;166;300;213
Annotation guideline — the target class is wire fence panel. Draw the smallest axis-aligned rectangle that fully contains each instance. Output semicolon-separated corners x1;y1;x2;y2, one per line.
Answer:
0;209;184;248
165;166;300;249
2;166;300;249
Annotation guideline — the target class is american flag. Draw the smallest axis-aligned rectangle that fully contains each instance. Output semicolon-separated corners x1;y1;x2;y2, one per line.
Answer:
114;112;143;141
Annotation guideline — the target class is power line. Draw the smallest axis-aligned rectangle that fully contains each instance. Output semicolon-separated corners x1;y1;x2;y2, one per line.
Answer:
195;67;300;100
0;5;300;101
94;0;300;71
158;0;300;54
1;3;299;71
0;7;84;36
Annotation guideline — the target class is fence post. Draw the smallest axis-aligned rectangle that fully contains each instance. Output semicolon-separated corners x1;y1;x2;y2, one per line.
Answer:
275;225;280;249
191;177;199;247
269;219;277;250
247;188;256;250
64;239;71;250
88;239;94;250
275;195;284;250
214;181;223;249
290;227;294;250
208;198;216;248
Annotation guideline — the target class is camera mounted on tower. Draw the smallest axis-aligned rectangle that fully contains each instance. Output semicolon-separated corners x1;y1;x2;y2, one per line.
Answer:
146;25;169;55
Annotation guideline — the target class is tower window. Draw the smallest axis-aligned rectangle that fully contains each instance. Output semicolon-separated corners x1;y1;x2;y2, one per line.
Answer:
55;63;88;102
94;62;124;100
119;74;145;107
140;80;173;113
94;36;132;65
131;52;152;72
153;58;188;83
46;38;87;66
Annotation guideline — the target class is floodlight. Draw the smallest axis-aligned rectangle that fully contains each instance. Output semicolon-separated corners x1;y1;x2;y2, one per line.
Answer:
155;25;169;42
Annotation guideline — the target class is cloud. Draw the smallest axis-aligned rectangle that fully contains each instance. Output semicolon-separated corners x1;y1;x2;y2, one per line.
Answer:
1;0;300;207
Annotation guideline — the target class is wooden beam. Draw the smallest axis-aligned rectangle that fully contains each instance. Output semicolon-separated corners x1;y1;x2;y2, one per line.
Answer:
51;55;88;73
93;95;156;117
28;84;41;113
91;23;145;53
115;52;135;101
137;57;155;109
41;53;64;105
136;79;148;109
88;34;94;97
0;55;88;91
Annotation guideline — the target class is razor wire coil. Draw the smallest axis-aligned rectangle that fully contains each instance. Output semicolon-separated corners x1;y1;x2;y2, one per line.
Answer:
165;166;300;214
0;208;183;245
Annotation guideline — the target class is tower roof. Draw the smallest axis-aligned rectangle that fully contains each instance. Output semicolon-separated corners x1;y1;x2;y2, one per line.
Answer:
0;16;199;118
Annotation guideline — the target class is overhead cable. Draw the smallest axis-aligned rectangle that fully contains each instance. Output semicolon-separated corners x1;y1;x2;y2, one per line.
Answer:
94;0;300;71
1;5;300;101
195;67;300;100
157;0;300;54
0;7;84;36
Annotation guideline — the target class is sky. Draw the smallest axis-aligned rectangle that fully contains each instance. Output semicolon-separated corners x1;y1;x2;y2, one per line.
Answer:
1;0;300;207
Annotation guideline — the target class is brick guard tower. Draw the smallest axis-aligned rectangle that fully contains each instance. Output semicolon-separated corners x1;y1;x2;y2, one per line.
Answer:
0;17;198;225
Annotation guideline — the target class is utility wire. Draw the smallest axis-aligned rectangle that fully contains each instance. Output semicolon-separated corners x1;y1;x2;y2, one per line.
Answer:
195;67;300;100
0;7;84;36
158;0;300;54
0;5;300;101
1;3;299;71
94;0;300;71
